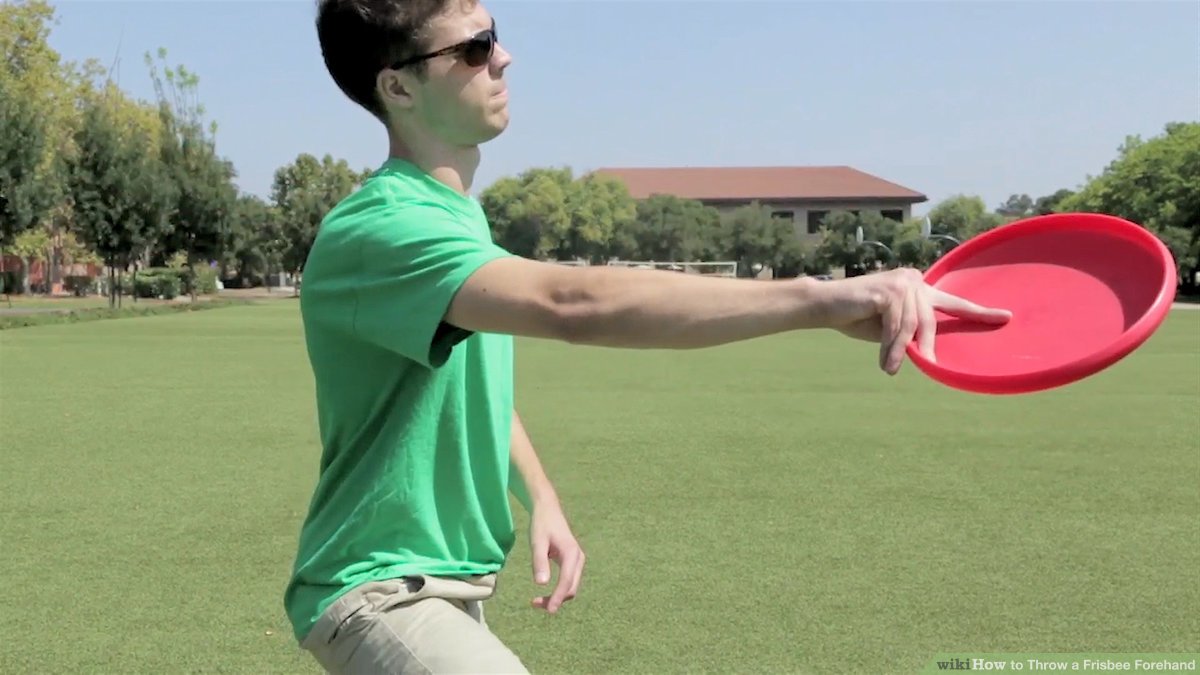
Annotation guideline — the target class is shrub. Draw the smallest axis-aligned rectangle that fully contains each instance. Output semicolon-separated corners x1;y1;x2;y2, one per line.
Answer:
132;268;182;299
0;297;249;330
0;271;21;295
185;265;219;295
132;274;157;298
156;272;181;299
64;276;96;296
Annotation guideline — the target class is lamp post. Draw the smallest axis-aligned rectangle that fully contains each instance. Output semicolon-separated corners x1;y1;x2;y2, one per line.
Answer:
855;225;894;270
921;215;961;249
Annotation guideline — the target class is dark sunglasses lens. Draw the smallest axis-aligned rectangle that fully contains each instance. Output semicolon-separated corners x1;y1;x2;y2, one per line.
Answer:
462;33;494;67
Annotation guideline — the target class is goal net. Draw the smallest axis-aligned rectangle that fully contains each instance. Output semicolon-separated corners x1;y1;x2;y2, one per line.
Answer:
605;260;739;277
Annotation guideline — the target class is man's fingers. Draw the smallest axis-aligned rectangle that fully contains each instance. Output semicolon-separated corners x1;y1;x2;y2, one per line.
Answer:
545;549;580;613
897;286;921;371
531;536;550;585
930;288;1012;324
878;290;903;372
916;287;938;363
857;272;1010;375
884;286;919;374
567;550;586;598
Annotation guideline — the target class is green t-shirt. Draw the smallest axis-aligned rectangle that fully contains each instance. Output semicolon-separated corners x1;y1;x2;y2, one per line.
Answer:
284;158;519;643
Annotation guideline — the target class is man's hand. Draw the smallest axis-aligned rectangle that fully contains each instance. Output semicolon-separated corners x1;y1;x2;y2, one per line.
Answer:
507;410;583;614
528;496;585;614
819;268;1012;374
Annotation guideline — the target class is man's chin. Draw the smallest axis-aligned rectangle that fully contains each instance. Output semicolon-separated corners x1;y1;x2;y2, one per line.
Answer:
477;116;509;143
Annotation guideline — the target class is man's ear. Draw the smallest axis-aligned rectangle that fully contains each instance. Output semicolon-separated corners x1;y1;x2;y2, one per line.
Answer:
377;68;416;111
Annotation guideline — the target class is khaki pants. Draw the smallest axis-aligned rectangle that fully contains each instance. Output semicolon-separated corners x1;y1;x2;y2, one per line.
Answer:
300;574;529;674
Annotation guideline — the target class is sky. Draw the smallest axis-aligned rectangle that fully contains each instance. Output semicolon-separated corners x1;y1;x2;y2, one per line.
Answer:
42;0;1200;216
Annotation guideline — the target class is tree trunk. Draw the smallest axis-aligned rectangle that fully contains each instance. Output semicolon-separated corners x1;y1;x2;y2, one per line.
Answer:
44;246;55;296
188;252;198;303
21;256;33;294
107;262;117;309
1;245;9;307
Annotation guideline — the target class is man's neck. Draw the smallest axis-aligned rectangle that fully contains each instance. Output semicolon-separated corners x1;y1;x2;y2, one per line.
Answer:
388;133;481;196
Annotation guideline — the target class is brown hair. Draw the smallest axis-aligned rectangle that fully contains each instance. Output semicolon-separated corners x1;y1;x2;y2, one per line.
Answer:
315;0;471;121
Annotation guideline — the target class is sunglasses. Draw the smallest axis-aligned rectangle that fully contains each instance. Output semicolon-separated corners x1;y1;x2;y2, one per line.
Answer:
391;20;497;70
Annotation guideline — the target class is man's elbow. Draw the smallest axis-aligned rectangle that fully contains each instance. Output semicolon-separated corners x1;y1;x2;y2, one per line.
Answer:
549;304;600;345
542;286;608;346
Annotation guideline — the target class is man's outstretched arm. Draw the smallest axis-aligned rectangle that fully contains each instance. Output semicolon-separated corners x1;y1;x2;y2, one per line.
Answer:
509;410;584;615
446;258;1010;375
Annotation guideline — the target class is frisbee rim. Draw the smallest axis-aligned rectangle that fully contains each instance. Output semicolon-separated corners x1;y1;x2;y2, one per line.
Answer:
906;212;1178;395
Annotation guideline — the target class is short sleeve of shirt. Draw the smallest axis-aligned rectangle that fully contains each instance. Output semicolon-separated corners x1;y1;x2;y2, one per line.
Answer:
352;204;513;368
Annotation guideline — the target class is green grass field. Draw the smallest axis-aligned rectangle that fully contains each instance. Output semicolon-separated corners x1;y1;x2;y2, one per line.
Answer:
1;301;1197;674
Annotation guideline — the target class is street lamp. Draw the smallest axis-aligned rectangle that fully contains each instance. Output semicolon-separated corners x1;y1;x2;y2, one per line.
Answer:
855;225;894;269
921;215;961;247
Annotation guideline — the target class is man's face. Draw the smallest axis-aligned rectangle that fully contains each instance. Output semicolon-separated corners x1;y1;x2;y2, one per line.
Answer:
385;1;512;147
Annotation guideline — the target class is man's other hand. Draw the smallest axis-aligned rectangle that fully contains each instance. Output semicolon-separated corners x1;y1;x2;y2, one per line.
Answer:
529;497;585;614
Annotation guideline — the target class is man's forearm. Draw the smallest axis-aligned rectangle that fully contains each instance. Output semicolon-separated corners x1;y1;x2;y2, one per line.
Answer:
509;410;556;513
551;267;840;349
448;257;877;351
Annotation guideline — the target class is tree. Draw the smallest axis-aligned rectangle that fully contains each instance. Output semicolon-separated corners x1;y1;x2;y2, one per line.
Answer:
566;173;637;263
1034;189;1074;215
717;202;801;278
892;218;942;269
0;0;74;288
271;153;364;291
227;194;285;288
813;210;899;275
1059;122;1200;291
479;168;574;260
0;73;54;255
9;227;51;294
629;194;721;262
68;87;175;307
146;49;238;300
769;232;811;279
926;195;1005;242
995;193;1034;218
481;175;536;257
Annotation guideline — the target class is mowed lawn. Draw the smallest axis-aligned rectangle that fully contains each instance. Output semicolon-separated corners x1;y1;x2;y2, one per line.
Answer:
1;301;1196;674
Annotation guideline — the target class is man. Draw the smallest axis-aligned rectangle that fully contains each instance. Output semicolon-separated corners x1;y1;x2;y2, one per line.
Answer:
286;0;1011;673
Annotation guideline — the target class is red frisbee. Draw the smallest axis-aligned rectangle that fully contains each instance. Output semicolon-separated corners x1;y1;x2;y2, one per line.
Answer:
907;212;1177;394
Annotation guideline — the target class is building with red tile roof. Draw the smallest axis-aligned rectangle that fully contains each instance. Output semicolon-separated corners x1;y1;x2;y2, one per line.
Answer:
592;165;927;239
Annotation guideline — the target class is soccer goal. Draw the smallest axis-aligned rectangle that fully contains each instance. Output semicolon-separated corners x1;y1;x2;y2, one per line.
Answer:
605;260;739;277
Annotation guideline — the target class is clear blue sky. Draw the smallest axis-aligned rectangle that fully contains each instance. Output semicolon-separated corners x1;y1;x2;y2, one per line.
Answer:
45;0;1199;215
